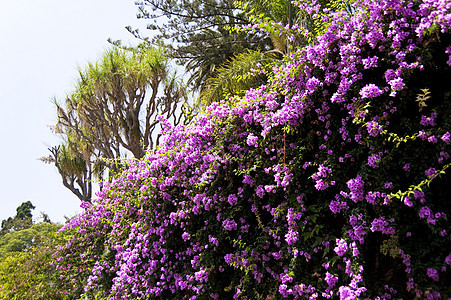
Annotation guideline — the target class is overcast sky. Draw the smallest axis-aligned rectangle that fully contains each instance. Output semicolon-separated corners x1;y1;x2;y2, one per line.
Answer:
0;0;150;223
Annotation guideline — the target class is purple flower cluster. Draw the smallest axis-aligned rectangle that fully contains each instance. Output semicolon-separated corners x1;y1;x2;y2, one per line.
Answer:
222;218;238;231
359;84;384;99
366;121;383;137
312;164;333;190
346;175;365;203
426;268;439;282
367;152;382;168
284;229;299;245
246;132;258;147
370;217;396;235
334;239;348;257
420;113;437;127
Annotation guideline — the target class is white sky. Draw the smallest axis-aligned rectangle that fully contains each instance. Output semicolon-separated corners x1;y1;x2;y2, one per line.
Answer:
0;0;151;223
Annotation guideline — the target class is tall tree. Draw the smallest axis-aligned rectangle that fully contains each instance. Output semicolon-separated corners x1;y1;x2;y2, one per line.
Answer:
41;46;193;202
130;0;355;108
199;0;358;105
193;0;300;106
129;0;273;93
0;201;35;236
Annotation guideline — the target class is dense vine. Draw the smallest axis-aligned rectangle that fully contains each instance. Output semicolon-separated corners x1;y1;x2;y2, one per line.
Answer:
54;0;451;299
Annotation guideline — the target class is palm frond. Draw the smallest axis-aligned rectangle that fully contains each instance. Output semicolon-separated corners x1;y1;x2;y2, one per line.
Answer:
199;49;278;107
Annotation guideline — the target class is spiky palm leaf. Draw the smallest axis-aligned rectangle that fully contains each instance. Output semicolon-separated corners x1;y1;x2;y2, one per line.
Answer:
199;0;357;108
56;145;87;179
199;49;278;106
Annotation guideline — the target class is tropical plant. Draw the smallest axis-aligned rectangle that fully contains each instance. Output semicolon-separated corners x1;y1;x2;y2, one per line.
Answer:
129;0;273;93
198;0;357;107
42;46;194;202
198;49;278;106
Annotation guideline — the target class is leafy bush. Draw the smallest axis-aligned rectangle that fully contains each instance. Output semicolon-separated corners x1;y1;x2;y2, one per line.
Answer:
54;0;451;298
0;223;67;299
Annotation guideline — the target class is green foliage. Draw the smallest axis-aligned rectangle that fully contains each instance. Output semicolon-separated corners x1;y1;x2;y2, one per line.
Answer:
133;0;273;93
1;201;35;237
73;47;168;102
199;50;278;106
200;0;358;110
0;223;61;258
57;144;88;179
0;223;66;300
14;201;35;220
235;0;293;25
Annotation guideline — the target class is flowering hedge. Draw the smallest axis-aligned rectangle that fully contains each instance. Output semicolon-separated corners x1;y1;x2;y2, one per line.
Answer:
54;0;451;299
